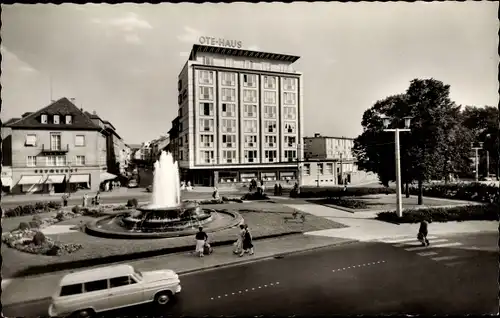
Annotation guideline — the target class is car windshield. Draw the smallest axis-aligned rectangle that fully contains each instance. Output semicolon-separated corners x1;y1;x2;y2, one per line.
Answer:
134;269;143;279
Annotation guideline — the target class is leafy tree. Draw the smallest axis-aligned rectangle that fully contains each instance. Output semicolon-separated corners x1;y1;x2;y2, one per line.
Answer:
353;78;472;205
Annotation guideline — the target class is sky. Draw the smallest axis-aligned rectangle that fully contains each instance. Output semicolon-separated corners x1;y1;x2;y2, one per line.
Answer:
1;2;498;144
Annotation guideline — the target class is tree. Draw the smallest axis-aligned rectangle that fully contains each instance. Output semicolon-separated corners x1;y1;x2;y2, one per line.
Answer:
353;78;472;205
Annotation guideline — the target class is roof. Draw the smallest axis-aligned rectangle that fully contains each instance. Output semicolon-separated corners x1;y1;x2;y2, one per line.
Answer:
3;118;20;126
5;98;100;130
189;44;300;63
128;144;142;150
304;136;355;141
60;264;135;286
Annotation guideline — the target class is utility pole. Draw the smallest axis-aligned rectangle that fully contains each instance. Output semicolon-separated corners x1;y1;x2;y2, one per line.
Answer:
296;142;302;193
339;153;343;185
471;142;483;182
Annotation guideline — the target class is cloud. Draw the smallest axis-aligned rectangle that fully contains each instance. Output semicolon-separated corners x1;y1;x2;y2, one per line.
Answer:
124;33;142;45
108;12;153;32
1;45;38;74
177;26;202;44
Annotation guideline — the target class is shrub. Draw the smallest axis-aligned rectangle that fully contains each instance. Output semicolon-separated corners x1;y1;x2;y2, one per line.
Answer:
33;231;46;246
4;201;62;218
81;208;106;217
112;205;128;211
241;192;269;201
72;205;81;214
320;197;368;209
18;222;30;231
409;182;499;204
46;245;61;256
127;198;139;208
376;204;499;223
291;186;395;198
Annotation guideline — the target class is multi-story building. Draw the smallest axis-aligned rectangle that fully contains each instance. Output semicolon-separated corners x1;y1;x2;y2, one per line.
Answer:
2;98;120;194
172;44;304;186
301;133;377;186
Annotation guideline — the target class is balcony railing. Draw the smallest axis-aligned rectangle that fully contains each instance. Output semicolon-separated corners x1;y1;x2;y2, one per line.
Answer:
41;144;69;153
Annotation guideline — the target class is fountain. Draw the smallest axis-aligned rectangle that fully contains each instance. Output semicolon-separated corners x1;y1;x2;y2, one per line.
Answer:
86;151;242;239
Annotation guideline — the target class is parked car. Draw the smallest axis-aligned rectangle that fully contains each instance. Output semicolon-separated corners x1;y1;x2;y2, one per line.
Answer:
48;264;181;318
128;179;138;188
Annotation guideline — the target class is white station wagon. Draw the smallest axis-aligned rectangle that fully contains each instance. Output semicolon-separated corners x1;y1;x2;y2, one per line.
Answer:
48;264;181;318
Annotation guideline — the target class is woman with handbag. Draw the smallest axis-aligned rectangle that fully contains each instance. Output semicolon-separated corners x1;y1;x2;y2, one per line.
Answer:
233;224;245;255
241;224;254;257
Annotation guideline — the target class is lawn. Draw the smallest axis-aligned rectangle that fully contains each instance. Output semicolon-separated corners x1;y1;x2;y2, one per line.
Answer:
1;202;345;278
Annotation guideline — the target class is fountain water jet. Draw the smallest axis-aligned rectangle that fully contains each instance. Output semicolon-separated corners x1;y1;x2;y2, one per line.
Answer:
150;152;181;209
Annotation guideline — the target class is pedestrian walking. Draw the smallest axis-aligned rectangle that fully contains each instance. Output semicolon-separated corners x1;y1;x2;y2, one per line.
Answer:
62;193;68;207
417;219;430;246
241;224;254;257
94;191;101;206
83;193;88;208
195;227;208;257
274;183;279;196
278;184;283;196
233;224;245;255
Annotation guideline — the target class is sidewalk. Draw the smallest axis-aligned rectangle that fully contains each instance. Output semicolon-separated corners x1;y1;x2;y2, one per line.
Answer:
285;203;498;242
1;234;354;306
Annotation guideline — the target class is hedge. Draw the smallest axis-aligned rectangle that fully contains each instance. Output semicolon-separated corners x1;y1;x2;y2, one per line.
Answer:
3;201;62;218
317;197;368;209
291;186;395;198
409;182;499;204
376;204;499;223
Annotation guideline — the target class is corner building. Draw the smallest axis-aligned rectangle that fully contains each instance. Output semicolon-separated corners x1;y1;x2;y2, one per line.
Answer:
174;44;303;186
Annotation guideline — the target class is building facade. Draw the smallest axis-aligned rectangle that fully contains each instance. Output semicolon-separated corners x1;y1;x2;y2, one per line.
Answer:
172;44;304;186
301;133;378;186
2;98;120;194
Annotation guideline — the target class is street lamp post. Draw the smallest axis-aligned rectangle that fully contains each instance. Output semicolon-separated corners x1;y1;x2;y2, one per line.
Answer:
382;116;412;218
471;142;483;182
296;142;302;194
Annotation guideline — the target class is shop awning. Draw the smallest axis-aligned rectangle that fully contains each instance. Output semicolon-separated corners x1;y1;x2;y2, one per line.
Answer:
45;175;66;184
1;177;13;187
100;172;117;182
17;175;45;185
69;174;90;184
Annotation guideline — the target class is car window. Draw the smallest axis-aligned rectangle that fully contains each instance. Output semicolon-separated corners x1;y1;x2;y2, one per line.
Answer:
60;284;83;297
129;275;138;284
84;279;108;292
109;276;130;288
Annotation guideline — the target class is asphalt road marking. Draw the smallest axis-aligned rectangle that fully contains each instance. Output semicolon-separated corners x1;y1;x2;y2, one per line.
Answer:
383;236;438;244
445;261;465;267
417;251;438;256
211;282;280;300
405;242;462;251
431;255;461;262
396;239;448;248
332;261;386;273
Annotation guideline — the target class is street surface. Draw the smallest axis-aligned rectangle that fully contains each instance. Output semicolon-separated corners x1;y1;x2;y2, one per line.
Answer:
3;232;497;317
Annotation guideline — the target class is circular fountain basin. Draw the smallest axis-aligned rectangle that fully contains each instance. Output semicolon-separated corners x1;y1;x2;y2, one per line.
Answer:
85;202;243;239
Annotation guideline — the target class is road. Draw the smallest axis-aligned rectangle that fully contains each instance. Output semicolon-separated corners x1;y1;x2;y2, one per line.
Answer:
2;232;497;317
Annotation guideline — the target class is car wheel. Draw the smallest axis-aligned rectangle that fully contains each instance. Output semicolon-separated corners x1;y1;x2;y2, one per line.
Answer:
70;309;95;318
154;291;173;306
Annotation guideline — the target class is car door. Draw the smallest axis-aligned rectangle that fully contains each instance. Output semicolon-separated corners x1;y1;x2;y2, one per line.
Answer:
83;279;110;312
107;275;144;310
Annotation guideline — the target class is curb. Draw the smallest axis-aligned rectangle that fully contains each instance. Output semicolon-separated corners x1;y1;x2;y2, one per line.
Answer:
7;231;302;279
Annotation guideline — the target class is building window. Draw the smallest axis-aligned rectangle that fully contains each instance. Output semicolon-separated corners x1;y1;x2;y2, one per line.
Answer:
265;120;277;133
50;133;62;151
262;62;271;71
243;120;257;133
225;58;234;68
318;163;324;175
221;103;236;117
221;72;236;86
53;115;60;124
200;135;214;148
244;105;257;117
263;91;276;104
244;135;257;148
284;78;296;90
76;155;86;166
326;163;333;174
284;92;296;105
244;60;253;69
27;156;36;167
75;135;85;147
56;155;66;166
179;122;183;132
304;164;311;176
179;138;183;147
222;134;236;148
222;119;236;133
199;119;214;132
265;135;277;147
178;79;182;91
243;74;256;87
223;150;236;163
25;134;37;147
41;114;48;124
264;106;276;118
199;86;213;100
202;150;214;164
199;70;214;85
65;115;72;124
185;135;188;143
284;150;297;162
284;136;296;148
265;150;277;162
244;150;257;163
284;107;296;120
180;150;183;160
263;76;276;89
284;122;296;134
221;88;236;102
203;56;213;66
243;89;257;103
200;103;214;116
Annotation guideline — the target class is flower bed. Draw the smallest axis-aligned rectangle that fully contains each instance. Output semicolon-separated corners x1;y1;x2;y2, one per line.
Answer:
291;186;395;198
317;197;369;209
409;182;499;204
241;191;270;201
3;201;62;218
376;203;499;223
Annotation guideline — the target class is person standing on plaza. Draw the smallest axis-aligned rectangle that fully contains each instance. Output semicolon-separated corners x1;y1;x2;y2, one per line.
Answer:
62;193;68;207
418;218;430;246
83;193;88;208
195;226;208;257
234;224;245;255
241;224;254;256
278;183;283;196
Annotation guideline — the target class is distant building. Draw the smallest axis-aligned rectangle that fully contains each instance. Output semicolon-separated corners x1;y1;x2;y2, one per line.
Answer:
172;44;303;186
2;98;123;194
301;133;377;186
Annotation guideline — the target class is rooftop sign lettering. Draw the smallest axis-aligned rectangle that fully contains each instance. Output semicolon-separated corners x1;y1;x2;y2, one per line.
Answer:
199;36;242;49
